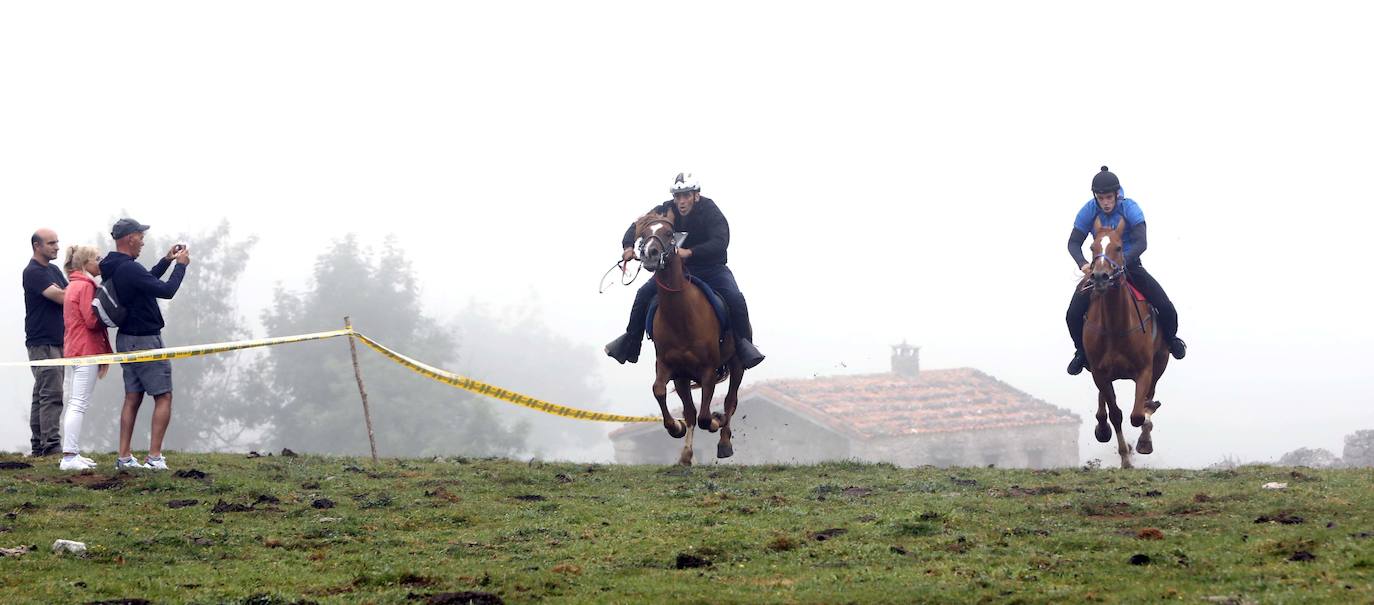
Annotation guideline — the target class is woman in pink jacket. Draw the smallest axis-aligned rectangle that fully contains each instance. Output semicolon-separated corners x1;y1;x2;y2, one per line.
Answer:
60;245;112;471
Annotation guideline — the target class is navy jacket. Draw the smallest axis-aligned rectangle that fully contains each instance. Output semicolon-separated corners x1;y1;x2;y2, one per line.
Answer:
621;197;730;270
98;252;187;336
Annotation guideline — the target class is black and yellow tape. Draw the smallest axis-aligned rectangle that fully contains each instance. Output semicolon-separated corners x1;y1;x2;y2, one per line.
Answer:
3;329;354;367
351;333;660;423
5;328;659;423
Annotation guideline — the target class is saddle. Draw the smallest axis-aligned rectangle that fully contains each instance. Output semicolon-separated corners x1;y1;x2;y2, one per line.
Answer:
646;274;730;341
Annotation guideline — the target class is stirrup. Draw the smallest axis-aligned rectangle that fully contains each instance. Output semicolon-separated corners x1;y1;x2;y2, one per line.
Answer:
735;338;765;370
1169;338;1187;360
604;333;641;364
1066;351;1089;375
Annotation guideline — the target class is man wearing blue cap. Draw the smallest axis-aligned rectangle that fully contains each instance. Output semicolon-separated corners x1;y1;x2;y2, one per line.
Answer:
99;218;190;470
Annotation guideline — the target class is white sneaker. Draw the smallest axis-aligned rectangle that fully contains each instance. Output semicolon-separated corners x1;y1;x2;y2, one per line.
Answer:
77;455;97;467
59;456;94;471
144;455;169;470
116;456;149;470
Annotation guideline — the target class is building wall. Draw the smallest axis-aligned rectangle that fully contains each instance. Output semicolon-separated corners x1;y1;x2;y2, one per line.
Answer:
860;423;1079;468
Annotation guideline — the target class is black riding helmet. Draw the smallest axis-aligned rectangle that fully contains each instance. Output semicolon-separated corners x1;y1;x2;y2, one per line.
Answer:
1091;166;1120;193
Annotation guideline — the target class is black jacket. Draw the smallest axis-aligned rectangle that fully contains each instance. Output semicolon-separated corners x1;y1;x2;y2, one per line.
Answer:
98;252;187;336
621;197;729;270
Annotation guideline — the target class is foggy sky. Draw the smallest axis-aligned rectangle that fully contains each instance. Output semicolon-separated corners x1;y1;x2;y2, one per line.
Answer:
3;2;1371;466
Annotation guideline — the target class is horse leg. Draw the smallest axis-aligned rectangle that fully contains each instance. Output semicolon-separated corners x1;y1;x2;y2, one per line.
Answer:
1132;369;1155;454
697;370;719;432
1094;372;1131;468
675;378;697;466
715;360;744;459
655;364;685;439
1093;377;1112;444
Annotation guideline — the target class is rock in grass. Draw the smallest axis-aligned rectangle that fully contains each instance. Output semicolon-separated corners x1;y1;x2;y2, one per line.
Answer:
52;539;86;555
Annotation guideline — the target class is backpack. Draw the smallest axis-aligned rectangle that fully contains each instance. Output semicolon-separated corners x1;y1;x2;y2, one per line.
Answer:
92;278;127;328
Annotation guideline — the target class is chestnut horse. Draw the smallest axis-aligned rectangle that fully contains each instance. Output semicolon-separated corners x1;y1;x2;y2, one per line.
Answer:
634;211;745;465
1083;217;1169;469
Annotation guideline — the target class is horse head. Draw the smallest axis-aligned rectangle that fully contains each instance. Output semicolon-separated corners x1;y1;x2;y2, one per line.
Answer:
634;211;683;273
1088;217;1128;294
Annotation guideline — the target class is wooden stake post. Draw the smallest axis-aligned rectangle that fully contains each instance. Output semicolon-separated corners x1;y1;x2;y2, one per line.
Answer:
345;316;379;464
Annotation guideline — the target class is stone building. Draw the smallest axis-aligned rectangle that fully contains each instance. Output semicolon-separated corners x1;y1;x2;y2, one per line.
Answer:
609;343;1081;467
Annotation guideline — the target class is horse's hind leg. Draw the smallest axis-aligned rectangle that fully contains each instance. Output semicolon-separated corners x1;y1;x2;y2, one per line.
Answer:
674;378;697;465
715;360;744;459
1094;372;1131;468
655;364;686;439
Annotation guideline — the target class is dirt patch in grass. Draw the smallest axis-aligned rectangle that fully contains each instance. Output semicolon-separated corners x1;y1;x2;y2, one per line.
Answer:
0;461;34;470
811;528;848;541
1137;528;1165;540
411;592;504;605
675;553;712;569
1254;512;1305;525
166;499;199;509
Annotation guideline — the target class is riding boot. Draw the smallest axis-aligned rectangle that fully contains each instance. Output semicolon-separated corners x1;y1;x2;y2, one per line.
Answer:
604;333;642;364
1066;349;1090;375
1168;337;1187;360
735;337;765;370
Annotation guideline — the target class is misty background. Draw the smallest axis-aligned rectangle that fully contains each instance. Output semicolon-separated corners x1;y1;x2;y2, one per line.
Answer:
2;3;1370;467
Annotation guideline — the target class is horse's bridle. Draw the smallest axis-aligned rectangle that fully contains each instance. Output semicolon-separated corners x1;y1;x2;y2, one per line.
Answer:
637;219;680;272
1084;250;1128;294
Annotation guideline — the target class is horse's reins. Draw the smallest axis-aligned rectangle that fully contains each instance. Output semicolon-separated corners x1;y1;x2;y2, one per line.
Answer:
598;259;642;293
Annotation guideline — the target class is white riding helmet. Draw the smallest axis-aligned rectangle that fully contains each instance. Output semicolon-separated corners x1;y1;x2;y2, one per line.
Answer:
669;172;700;194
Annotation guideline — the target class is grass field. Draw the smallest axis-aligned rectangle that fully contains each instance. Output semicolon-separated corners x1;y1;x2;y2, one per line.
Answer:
1;453;1371;604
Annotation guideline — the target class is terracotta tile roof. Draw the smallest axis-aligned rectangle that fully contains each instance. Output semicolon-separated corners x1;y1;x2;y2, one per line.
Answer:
611;368;1080;439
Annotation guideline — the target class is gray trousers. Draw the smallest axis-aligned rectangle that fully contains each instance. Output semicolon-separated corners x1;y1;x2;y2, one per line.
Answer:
27;344;65;457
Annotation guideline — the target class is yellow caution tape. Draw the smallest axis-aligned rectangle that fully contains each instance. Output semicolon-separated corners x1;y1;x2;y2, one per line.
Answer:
5;327;659;424
3;329;355;367
351;332;659;423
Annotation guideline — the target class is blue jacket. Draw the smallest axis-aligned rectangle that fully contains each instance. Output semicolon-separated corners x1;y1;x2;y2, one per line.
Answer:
98;252;187;336
1073;191;1146;260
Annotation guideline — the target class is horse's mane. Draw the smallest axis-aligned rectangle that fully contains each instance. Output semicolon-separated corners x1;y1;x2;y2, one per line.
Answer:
634;210;674;235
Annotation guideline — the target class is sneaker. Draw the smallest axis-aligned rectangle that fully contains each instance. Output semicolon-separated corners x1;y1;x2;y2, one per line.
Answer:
116;456;150;470
144;455;169;470
59;455;95;471
77;455;97;467
1168;338;1187;360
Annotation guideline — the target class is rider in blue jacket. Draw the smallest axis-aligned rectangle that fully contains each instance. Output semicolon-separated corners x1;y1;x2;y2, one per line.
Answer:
605;172;765;370
1065;166;1187;374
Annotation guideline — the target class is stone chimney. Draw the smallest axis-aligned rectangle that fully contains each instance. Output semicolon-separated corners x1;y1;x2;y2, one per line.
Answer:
891;341;920;378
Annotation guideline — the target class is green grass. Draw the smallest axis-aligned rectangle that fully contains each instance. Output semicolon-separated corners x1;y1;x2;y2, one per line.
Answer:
1;454;1371;604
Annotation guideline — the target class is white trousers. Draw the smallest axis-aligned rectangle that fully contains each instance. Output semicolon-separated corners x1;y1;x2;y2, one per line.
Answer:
62;364;99;454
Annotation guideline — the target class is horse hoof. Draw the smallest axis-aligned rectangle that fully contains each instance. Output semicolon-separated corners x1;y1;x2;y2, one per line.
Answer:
1137;440;1153;455
1094;424;1111;443
667;419;687;439
717;442;734;459
698;416;714;432
1130;414;1145;428
1145;400;1162;413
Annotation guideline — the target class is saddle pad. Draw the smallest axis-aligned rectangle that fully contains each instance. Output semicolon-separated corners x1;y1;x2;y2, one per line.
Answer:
1126;281;1146;302
646;275;730;340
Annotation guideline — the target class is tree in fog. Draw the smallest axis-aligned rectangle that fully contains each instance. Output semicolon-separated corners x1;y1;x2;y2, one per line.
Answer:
251;235;527;457
80;220;259;452
453;300;609;460
1343;429;1374;467
1276;447;1339;468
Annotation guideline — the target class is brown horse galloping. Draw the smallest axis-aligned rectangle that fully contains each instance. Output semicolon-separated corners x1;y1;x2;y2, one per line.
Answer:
633;211;745;466
1083;217;1169;469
